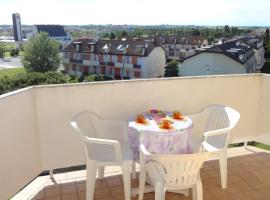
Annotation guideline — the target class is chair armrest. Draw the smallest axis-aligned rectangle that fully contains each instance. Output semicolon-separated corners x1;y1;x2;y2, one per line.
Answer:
84;136;123;161
203;127;231;138
202;141;219;152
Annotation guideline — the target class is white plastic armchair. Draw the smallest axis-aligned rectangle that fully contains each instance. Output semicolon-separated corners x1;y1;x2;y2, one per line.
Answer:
139;144;213;200
70;111;133;200
188;105;240;189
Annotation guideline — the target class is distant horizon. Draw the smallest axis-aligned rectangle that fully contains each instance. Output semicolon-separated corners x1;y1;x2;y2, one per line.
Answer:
0;24;268;28
1;0;270;27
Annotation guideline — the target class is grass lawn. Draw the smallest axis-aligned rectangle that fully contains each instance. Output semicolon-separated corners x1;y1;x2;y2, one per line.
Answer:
253;142;270;151
0;67;25;78
3;51;11;57
230;142;270;151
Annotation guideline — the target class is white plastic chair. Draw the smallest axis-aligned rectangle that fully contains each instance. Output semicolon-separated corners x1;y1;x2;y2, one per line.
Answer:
188;105;240;189
139;144;213;200
70;111;134;200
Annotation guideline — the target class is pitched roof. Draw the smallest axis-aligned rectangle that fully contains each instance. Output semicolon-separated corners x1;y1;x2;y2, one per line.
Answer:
154;35;206;45
184;40;255;64
63;38;163;57
35;25;67;37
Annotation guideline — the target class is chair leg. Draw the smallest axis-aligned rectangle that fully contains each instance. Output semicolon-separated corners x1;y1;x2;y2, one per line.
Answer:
155;183;165;200
122;162;131;200
219;150;227;189
192;186;196;200
132;162;136;179
86;160;97;200
196;180;203;200
138;162;146;200
98;166;105;179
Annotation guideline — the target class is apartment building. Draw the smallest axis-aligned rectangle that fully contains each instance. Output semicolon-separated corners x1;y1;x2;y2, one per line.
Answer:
179;39;260;76
32;25;72;49
239;36;265;71
62;38;166;79
153;35;209;61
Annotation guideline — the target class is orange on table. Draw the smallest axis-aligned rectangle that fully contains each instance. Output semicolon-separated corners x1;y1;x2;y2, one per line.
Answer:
136;114;146;123
172;111;184;120
161;118;171;129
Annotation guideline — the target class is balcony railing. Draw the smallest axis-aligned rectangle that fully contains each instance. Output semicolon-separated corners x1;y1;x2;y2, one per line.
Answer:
1;74;270;199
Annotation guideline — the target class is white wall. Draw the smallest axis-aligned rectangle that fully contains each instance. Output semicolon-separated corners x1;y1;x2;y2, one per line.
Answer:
254;46;265;70
0;89;42;200
2;74;270;199
180;52;247;76
142;47;166;78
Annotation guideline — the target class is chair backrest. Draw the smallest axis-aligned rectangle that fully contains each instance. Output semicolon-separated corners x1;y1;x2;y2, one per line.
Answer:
145;152;213;188
70;111;127;142
202;105;240;148
70;111;126;162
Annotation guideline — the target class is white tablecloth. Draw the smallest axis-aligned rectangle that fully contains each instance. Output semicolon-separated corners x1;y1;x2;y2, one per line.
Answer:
128;112;193;161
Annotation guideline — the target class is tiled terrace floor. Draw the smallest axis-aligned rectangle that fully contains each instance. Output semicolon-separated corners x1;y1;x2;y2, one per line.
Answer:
14;146;270;200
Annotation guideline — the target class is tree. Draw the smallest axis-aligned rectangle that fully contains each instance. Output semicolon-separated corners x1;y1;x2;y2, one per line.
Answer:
264;28;269;43
224;25;231;33
23;32;60;72
164;60;179;77
121;31;128;38
0;43;4;58
102;33;110;38
110;32;116;39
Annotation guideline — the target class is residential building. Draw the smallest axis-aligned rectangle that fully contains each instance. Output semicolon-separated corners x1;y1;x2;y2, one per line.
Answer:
62;38;166;79
32;25;72;48
239;36;265;71
153;35;209;61
179;39;259;76
12;13;22;42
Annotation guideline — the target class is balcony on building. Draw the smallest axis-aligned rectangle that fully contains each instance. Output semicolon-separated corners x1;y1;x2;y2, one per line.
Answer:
1;73;270;200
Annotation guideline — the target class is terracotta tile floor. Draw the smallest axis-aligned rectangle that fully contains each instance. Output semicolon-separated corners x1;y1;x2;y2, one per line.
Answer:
26;151;270;200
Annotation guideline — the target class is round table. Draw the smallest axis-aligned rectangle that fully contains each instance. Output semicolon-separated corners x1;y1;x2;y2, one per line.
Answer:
128;112;193;161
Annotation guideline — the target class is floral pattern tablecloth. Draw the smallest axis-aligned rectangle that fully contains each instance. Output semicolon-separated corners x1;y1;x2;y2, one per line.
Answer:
128;112;193;161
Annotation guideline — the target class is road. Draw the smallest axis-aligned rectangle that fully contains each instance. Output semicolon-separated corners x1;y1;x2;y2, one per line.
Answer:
0;57;22;69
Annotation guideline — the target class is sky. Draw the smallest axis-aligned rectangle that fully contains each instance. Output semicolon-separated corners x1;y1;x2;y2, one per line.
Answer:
0;0;270;26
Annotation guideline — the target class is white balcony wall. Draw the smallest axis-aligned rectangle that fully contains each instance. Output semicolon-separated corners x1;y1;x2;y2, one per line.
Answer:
258;74;270;142
0;89;42;200
2;74;270;199
32;74;263;171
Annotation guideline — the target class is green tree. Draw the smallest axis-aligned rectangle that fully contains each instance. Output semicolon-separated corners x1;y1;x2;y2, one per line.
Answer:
110;32;116;39
121;31;128;38
23;32;60;72
264;28;269;43
224;25;231;33
102;33;110;38
0;43;5;58
164;60;179;77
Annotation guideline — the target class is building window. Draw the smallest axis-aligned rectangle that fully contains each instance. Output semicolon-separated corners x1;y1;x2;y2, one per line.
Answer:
134;71;141;78
132;56;137;65
72;64;76;71
137;57;142;65
117;55;122;63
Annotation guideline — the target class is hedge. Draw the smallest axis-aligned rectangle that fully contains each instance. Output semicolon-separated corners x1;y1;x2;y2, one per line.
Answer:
0;71;67;95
